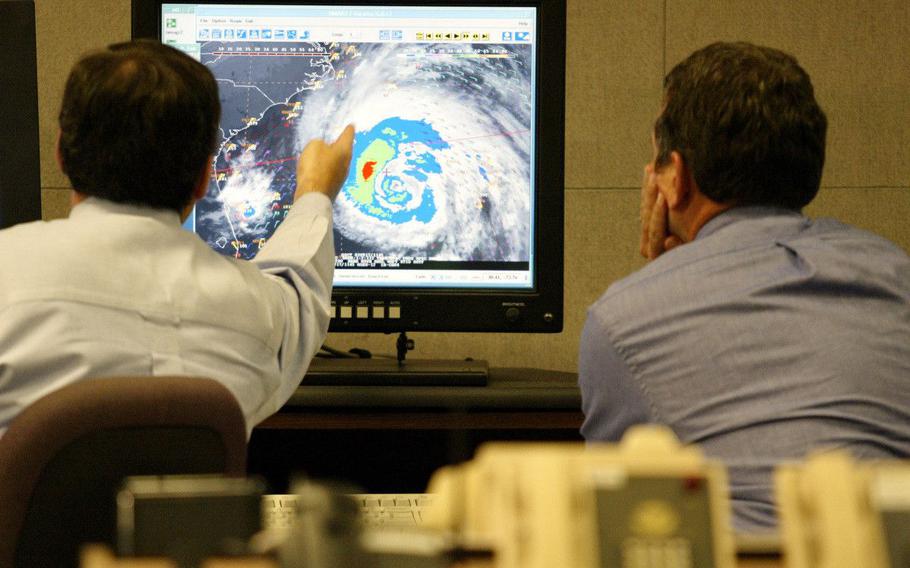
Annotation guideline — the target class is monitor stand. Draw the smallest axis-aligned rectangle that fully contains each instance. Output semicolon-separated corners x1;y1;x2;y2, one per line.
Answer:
305;332;489;387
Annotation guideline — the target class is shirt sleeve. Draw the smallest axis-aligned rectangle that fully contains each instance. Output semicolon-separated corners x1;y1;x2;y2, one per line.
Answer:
578;308;653;442
248;192;335;422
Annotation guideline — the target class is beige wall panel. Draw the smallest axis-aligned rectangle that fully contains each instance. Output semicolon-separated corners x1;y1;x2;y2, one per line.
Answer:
807;187;910;253
35;0;131;190
563;188;645;310
565;0;663;189
664;0;910;189
41;188;71;221
324;189;643;372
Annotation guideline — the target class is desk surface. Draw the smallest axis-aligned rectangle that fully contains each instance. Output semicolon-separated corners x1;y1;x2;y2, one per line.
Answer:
252;366;584;492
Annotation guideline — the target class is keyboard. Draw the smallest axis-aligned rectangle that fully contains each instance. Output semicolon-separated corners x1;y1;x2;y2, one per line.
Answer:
262;493;435;531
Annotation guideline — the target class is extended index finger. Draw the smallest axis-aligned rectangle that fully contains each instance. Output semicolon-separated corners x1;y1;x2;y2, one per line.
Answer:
639;164;657;257
333;124;355;151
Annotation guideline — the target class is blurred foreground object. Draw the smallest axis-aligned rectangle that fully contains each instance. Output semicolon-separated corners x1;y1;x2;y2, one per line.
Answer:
425;425;735;568
117;475;264;567
277;480;453;568
776;451;910;568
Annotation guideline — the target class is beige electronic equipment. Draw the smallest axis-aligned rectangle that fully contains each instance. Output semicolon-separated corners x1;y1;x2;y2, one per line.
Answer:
776;451;910;568
424;425;735;568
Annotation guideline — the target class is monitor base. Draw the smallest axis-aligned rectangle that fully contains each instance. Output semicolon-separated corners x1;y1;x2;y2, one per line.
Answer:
304;357;489;387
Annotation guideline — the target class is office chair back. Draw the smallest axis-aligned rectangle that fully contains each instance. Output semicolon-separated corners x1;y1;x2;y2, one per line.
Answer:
0;376;248;568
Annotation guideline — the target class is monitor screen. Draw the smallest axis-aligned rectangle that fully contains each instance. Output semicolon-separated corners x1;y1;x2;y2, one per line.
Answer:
133;0;565;333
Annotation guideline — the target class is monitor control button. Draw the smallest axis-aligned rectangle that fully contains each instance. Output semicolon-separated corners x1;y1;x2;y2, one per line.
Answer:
339;305;353;319
388;306;402;319
356;306;369;319
373;306;386;319
505;307;521;322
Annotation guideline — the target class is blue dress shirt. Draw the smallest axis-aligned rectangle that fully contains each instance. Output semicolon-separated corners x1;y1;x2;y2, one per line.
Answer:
579;206;910;532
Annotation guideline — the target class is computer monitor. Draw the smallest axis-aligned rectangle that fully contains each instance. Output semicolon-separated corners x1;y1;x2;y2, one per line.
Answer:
131;0;565;340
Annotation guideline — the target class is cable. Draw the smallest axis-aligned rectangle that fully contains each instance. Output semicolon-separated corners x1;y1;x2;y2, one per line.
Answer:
317;344;373;359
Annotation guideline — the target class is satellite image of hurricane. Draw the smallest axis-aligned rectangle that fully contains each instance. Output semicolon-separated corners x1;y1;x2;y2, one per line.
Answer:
195;41;533;265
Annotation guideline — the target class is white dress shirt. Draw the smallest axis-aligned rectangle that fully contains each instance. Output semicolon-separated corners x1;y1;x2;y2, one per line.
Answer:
0;192;334;436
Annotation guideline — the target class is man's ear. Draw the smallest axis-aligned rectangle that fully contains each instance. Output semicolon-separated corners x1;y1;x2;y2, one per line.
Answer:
660;150;691;210
181;158;214;223
192;157;213;202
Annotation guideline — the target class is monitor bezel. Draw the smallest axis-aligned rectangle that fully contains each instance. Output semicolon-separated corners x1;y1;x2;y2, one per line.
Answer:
132;0;565;333
0;0;42;229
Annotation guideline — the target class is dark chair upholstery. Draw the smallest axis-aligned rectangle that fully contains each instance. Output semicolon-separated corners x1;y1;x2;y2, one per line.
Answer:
0;376;248;568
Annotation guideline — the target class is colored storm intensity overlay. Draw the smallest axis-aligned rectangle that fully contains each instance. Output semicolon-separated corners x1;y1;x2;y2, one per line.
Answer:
192;41;533;266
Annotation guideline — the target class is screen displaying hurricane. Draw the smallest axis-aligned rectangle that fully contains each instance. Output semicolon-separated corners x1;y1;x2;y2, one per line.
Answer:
167;4;537;289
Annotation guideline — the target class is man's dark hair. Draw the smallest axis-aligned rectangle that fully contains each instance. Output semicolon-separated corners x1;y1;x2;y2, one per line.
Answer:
58;39;220;212
654;42;827;210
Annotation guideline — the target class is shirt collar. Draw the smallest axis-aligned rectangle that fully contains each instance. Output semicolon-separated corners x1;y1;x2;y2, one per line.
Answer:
68;196;183;227
695;206;805;240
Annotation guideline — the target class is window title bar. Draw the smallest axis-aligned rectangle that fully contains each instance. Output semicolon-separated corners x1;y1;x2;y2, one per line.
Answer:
163;3;536;20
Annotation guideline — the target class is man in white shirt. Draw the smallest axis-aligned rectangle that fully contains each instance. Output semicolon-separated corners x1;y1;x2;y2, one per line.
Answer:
0;39;353;436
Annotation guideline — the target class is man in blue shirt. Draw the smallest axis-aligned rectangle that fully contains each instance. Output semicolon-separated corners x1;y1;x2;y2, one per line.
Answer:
578;42;910;533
